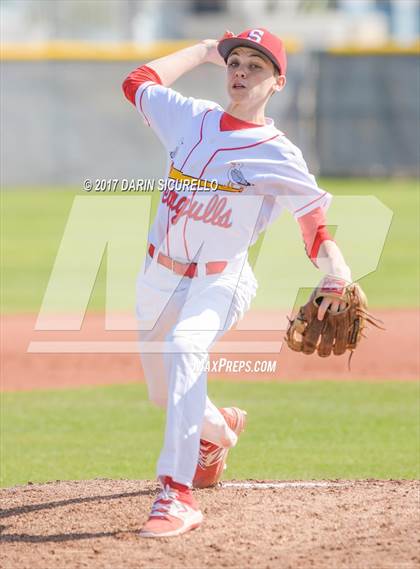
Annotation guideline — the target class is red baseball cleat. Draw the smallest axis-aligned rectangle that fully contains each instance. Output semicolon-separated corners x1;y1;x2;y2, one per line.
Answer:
193;407;247;489
139;479;203;538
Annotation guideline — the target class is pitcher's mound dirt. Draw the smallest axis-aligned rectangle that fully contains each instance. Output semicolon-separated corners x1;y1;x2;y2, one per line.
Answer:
1;479;419;569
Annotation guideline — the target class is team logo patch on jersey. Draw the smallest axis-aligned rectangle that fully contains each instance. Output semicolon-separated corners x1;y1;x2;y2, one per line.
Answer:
227;162;254;190
168;164;245;193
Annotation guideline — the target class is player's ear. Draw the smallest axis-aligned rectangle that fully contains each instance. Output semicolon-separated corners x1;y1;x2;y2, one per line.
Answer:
275;75;286;91
271;75;286;96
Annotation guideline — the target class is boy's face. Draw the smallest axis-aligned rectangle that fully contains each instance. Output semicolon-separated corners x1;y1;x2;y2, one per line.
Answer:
226;46;286;106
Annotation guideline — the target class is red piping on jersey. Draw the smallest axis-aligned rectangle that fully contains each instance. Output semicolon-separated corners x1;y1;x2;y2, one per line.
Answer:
182;205;191;260
138;86;155;126
122;65;162;105
180;108;214;170
182;133;279;261
298;207;334;266
166;201;171;257
198;134;280;178
294;191;328;215
181;109;214;260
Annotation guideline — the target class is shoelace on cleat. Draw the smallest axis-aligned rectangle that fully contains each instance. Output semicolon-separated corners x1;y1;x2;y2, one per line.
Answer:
149;486;189;519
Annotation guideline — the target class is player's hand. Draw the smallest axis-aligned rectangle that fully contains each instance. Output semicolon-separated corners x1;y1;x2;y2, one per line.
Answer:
317;296;347;321
201;31;233;67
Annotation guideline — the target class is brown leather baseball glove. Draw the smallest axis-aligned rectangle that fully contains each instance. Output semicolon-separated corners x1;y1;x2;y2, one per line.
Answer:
285;277;383;361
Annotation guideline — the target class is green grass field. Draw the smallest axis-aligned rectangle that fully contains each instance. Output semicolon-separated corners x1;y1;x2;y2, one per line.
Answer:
1;178;419;312
2;381;419;488
1;180;419;488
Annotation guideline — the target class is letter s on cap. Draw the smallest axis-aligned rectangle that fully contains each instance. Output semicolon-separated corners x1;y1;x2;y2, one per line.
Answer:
248;29;264;43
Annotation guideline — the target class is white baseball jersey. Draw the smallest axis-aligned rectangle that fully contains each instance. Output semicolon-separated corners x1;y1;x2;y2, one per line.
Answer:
129;75;335;485
135;81;332;264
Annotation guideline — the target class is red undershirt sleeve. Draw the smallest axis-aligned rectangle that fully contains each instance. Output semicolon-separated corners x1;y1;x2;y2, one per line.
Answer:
122;65;163;106
297;206;334;267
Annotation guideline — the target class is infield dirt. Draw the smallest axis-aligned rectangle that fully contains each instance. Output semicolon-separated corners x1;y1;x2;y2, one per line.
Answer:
2;308;419;391
1;479;419;569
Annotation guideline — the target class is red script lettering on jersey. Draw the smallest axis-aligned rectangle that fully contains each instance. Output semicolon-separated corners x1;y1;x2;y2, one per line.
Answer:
162;190;232;229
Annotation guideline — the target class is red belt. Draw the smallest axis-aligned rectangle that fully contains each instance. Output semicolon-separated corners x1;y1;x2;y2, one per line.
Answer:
148;244;227;278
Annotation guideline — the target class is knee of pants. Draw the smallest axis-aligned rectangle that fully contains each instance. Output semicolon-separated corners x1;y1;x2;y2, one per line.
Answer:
164;332;210;374
165;332;210;361
167;330;210;353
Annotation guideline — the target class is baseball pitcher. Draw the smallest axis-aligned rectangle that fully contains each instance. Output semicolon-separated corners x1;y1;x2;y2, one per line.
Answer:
123;28;373;538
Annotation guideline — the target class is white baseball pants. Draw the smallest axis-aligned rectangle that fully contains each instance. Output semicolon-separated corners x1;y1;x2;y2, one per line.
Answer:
136;255;257;486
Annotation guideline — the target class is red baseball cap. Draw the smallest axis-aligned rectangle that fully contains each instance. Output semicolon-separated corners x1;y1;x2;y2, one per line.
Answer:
217;28;287;76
